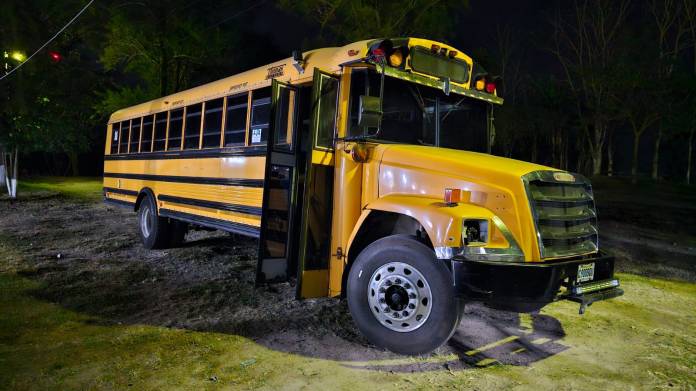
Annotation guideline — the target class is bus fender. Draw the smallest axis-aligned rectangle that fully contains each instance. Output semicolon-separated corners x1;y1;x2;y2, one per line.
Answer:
134;187;155;212
348;194;498;255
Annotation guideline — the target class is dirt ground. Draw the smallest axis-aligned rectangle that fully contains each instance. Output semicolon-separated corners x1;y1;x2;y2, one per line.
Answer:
1;177;695;390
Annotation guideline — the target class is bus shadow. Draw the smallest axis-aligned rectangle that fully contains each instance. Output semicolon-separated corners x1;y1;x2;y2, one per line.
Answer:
342;305;568;372
247;301;568;373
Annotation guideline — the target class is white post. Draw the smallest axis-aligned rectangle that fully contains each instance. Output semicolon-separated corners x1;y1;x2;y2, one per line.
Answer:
8;148;17;198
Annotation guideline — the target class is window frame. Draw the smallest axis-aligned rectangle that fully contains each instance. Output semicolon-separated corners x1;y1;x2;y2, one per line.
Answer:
129;117;143;153
201;98;225;149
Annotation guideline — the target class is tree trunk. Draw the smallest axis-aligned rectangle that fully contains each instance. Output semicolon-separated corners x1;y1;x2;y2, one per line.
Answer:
607;132;614;177
631;130;642;184
68;151;80;176
652;126;663;180
687;128;694;185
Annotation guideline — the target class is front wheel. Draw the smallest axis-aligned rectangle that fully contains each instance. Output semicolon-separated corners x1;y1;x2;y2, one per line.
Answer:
347;235;460;355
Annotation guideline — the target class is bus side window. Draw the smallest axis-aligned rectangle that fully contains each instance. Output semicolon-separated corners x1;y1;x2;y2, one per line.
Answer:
202;98;224;148
153;113;168;152
250;87;271;145
141;115;154;152
184;103;202;150
167;109;184;151
224;93;247;147
315;74;339;148
119;120;131;153
130;118;142;153
110;123;120;154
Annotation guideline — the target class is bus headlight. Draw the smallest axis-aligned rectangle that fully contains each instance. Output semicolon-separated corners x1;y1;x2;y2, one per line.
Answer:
434;217;524;261
462;219;488;246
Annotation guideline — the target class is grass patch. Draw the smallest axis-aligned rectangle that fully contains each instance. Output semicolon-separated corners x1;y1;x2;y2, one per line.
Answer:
1;271;694;390
16;177;102;202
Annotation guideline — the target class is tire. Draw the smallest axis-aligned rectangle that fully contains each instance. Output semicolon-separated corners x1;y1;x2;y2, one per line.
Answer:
138;194;171;249
347;235;460;355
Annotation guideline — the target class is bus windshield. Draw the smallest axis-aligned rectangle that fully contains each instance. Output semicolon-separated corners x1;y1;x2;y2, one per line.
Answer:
348;69;489;153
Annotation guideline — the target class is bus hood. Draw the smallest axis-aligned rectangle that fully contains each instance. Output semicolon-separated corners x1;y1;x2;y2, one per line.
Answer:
377;144;557;260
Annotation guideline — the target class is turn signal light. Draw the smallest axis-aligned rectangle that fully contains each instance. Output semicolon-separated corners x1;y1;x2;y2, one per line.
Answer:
444;188;462;204
388;50;403;67
475;79;485;91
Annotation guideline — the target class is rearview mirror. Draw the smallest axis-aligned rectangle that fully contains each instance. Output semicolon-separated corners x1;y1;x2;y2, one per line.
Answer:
358;95;382;129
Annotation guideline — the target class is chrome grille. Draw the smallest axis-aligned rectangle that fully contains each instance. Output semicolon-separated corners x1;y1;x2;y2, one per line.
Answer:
523;171;599;259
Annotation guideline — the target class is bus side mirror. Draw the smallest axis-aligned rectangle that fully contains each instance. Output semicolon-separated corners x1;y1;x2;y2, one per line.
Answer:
358;95;382;128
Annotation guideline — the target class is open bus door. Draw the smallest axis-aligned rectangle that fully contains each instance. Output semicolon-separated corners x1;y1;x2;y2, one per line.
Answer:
256;79;300;284
295;70;340;298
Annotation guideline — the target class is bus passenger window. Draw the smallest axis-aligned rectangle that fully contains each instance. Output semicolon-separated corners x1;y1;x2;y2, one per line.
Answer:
141;115;154;152
224;94;247;147
129;118;142;153
184;103;202;149
110;123;120;154
202;98;224;148
153;113;168;152
250;88;271;145
167;109;184;151
119;120;130;153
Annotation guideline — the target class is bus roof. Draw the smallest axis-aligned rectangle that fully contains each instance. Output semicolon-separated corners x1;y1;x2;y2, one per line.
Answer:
108;38;499;123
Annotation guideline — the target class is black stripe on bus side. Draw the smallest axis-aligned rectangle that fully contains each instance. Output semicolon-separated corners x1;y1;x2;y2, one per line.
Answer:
103;173;264;188
104;198;135;209
159;208;260;238
157;194;262;216
104;146;266;161
103;187;138;196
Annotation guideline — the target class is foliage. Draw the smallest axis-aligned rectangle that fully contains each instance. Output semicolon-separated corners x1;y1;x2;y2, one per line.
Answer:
98;0;244;106
278;0;467;46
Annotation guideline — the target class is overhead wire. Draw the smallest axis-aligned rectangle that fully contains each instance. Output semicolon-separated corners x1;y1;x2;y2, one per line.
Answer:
0;0;95;82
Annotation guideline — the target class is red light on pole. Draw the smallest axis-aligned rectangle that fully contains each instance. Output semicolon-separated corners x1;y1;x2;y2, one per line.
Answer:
48;51;62;63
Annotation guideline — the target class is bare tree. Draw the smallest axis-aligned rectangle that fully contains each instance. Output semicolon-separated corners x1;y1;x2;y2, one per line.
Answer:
550;0;630;176
649;0;690;180
684;0;696;184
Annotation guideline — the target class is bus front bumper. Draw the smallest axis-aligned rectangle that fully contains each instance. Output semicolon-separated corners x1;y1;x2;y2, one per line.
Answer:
450;252;623;313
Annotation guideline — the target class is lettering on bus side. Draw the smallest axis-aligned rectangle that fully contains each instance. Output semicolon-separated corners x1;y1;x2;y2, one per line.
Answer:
229;82;248;92
265;65;285;80
171;99;184;107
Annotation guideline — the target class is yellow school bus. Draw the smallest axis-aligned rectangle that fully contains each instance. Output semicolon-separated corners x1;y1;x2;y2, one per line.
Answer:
103;37;623;355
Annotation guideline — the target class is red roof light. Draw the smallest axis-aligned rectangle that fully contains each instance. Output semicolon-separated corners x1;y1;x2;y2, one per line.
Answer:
49;51;62;63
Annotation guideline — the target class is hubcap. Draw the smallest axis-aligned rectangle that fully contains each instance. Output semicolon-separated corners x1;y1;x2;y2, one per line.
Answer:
140;205;153;238
368;262;432;332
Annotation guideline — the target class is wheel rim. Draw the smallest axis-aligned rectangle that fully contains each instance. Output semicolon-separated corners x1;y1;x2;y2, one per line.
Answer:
140;205;153;238
368;261;432;332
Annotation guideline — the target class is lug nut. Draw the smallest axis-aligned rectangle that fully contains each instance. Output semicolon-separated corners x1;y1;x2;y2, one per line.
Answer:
379;287;386;293
404;283;411;289
409;293;416;299
385;280;392;286
408;303;415;309
379;298;385;303
393;312;400;318
383;307;390;312
394;278;402;284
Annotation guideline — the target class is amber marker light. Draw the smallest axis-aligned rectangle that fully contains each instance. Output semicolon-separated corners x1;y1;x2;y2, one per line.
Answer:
388;50;403;67
444;188;462;205
475;79;486;91
351;143;370;163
